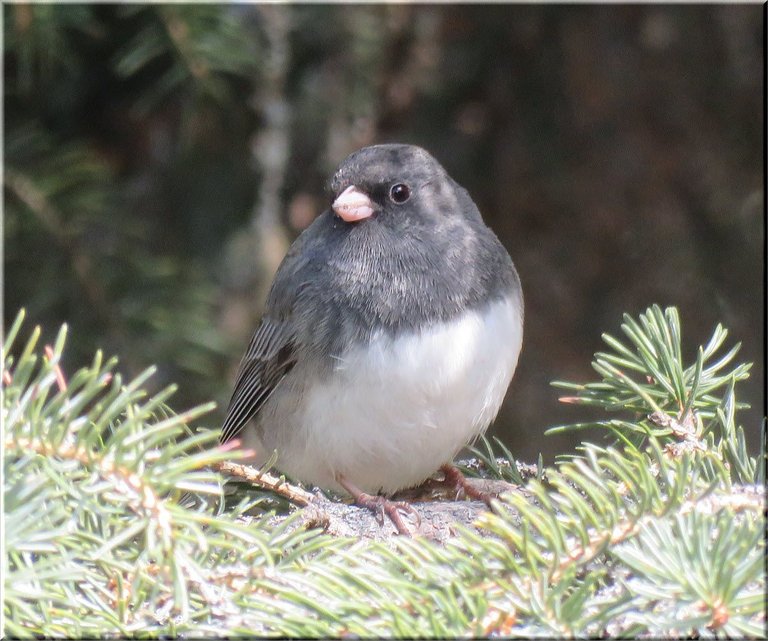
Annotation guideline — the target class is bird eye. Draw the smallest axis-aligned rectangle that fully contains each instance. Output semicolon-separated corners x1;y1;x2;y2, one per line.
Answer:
389;183;411;204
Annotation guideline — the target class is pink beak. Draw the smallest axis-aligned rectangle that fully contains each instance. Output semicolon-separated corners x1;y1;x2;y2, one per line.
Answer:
332;185;375;222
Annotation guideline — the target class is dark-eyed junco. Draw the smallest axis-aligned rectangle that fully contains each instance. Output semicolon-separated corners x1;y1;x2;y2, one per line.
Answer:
222;144;523;530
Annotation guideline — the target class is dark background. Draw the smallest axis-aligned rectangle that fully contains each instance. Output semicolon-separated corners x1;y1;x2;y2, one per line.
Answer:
4;4;764;463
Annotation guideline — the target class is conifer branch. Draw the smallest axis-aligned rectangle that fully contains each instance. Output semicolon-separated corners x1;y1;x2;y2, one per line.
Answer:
3;306;763;637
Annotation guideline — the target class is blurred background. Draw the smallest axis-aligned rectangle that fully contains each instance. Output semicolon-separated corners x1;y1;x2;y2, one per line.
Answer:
4;4;763;463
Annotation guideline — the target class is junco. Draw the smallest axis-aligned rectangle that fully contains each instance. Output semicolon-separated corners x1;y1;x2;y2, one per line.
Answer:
222;144;523;532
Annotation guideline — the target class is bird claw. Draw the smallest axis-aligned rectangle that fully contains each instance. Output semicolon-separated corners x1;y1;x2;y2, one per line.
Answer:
355;492;421;535
335;474;421;535
439;463;495;507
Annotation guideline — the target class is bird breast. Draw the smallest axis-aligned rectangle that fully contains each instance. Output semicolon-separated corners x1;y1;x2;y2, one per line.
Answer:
268;292;524;494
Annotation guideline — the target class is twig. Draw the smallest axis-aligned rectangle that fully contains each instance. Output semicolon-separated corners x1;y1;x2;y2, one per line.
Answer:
216;460;314;507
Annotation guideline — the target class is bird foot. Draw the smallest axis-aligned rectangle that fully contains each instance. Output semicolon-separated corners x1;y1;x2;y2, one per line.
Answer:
439;463;495;507
355;492;421;535
336;474;421;536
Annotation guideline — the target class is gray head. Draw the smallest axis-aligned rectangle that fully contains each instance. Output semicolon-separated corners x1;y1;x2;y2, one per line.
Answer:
326;144;482;231
260;143;519;342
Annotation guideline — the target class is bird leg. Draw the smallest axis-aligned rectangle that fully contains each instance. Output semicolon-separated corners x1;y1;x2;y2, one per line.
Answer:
439;463;496;507
335;474;421;536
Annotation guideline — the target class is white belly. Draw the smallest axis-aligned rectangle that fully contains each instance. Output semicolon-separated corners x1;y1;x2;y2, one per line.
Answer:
260;295;523;494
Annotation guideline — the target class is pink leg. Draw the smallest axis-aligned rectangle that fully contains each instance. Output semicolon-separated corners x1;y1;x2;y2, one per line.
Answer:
336;474;421;536
439;463;495;507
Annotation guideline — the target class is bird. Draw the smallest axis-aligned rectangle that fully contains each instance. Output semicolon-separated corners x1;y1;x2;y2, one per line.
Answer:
221;143;523;533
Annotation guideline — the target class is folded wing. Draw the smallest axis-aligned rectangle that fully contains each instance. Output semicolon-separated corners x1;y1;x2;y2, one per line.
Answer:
220;318;296;443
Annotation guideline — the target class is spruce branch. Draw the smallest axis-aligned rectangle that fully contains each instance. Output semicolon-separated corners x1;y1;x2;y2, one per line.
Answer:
552;305;751;423
3;305;763;637
550;304;756;481
4;310;277;635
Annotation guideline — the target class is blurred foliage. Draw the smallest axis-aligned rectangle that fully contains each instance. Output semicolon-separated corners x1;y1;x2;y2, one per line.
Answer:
3;4;763;458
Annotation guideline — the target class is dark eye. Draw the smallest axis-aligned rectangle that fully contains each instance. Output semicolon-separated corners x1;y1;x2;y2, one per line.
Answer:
389;183;411;204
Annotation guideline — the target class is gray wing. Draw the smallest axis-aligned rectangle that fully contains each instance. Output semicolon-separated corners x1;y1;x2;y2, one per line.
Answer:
220;318;296;444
